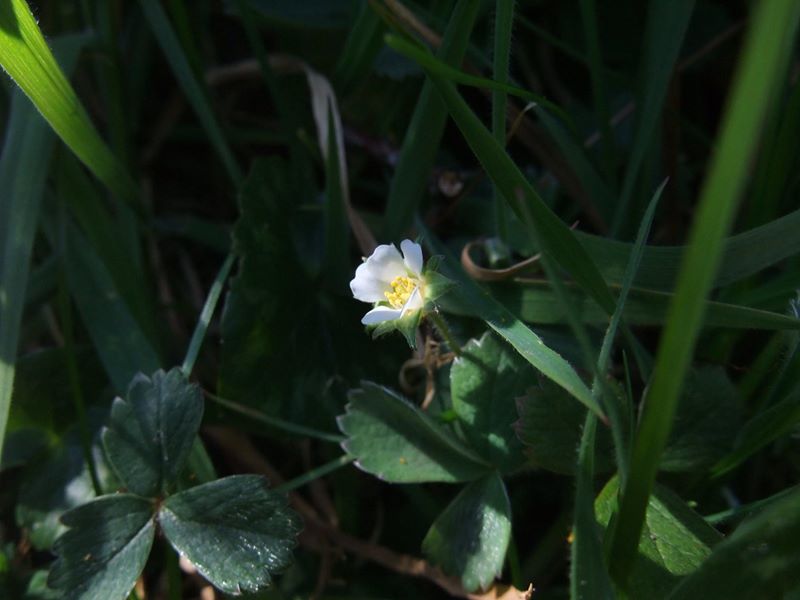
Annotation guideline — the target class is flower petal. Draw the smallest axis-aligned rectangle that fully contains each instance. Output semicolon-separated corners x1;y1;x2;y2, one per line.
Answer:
400;239;424;276
350;243;406;302
361;306;403;325
401;286;424;315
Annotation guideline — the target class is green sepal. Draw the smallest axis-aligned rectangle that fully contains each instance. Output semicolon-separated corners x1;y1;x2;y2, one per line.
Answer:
369;308;422;349
424;268;457;305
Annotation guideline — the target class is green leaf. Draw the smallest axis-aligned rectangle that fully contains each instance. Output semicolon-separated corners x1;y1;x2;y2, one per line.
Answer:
661;367;742;472
514;380;618;475
450;332;534;472
577;207;800;292
48;495;155;600
667;486;800;599
596;476;722;600
102;368;203;497
0;2;136;201
158;475;302;595
422;472;511;592
338;382;490;483
479;282;800;330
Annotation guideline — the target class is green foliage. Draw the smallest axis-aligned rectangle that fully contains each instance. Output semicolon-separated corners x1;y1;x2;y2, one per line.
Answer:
0;1;135;200
48;495;155;600
667;486;800;599
450;332;533;472
422;472;511;591
158;475;302;594
102;368;203;497
47;368;301;598
596;477;722;599
338;382;489;483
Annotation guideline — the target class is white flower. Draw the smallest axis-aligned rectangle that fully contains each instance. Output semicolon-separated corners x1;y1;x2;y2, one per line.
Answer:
350;240;426;325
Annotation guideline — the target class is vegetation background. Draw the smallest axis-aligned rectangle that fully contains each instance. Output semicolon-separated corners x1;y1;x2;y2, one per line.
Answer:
1;0;800;598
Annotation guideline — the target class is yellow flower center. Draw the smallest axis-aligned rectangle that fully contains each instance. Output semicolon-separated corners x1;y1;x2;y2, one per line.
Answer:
384;276;417;309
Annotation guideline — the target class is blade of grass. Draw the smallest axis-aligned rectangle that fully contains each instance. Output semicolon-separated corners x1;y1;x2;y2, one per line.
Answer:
385;34;569;122
181;253;236;377
138;0;243;186
0;36;84;465
570;183;664;599
492;0;515;245
206;391;345;444
610;0;695;236
0;4;136;202
381;0;480;241
333;2;385;93
608;0;800;586
56;218;161;393
273;455;356;494
55;153;159;348
578;206;800;291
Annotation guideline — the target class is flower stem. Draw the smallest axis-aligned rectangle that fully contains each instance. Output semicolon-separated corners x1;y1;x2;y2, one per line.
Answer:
429;311;462;356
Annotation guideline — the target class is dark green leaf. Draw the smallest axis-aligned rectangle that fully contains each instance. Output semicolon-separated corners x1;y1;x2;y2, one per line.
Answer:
515;380;618;475
158;475;302;595
596;477;722;599
48;495;155;600
661;367;742;472
667;486;800;600
338;382;490;483
450;332;534;472
102;368;203;497
422;472;511;592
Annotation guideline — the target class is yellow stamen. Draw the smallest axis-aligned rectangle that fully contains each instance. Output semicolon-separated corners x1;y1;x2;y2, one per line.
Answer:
384;276;417;308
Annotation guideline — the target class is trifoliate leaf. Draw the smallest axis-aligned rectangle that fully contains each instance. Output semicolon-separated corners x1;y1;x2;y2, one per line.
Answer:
595;476;721;599
102;368;203;497
338;382;490;483
158;475;302;595
422;472;511;591
667;486;800;599
451;332;534;472
48;494;155;600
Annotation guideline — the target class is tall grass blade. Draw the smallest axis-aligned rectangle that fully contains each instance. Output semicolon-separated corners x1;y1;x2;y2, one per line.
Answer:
381;0;480;241
0;3;136;201
570;182;665;598
608;0;800;586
